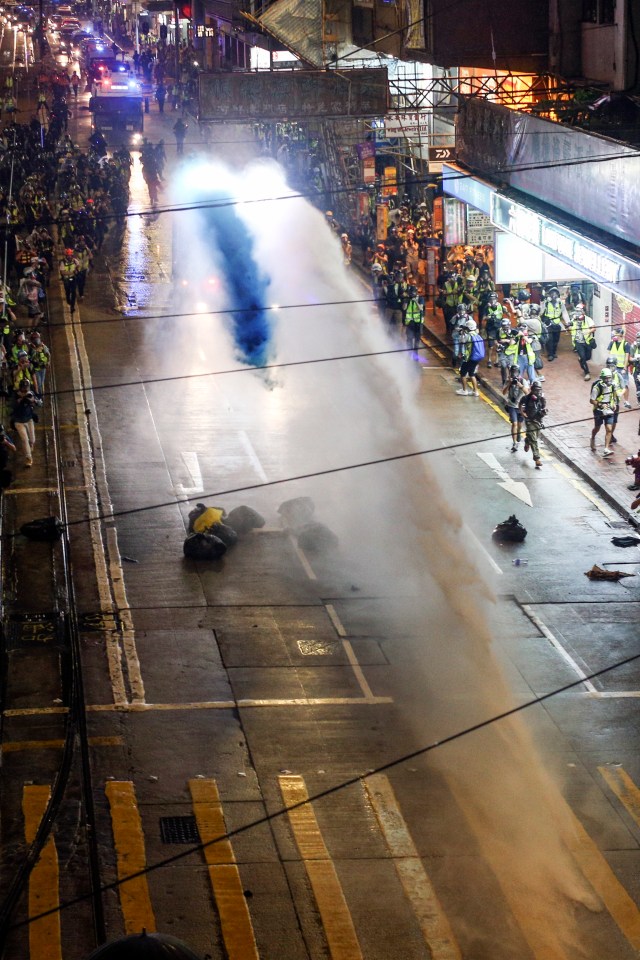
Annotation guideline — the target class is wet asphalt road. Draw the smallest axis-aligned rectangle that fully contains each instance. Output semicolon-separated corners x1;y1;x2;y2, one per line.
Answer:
2;91;640;959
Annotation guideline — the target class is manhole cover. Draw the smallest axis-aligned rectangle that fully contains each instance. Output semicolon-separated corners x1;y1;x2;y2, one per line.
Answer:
159;816;201;844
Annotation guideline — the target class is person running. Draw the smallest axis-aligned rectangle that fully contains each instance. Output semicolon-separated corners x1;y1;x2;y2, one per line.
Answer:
456;318;484;396
569;302;595;381
519;382;547;469
590;367;619;457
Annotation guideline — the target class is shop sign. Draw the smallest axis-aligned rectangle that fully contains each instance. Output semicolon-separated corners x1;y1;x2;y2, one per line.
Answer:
363;156;376;184
467;209;493;245
491;193;626;287
384;112;429;138
444;197;466;246
376;204;388;241
382;165;397;196
442;163;493;216
196;25;215;36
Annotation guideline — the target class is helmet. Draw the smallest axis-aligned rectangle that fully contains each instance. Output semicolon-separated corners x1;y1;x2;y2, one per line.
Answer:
17;350;27;358
530;382;542;393
529;304;541;316
408;285;418;296
613;326;624;336
456;303;468;313
509;364;519;374
371;262;382;273
517;289;530;302
606;356;617;366
600;368;613;379
501;318;511;327
64;248;73;256
465;319;477;331
489;292;498;300
635;332;640;341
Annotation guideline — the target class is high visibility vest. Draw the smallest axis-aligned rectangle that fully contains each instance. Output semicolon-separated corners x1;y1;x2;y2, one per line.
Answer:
404;299;423;324
443;280;461;307
591;379;616;408
629;344;640;368
505;338;535;364
570;317;593;344
31;348;49;369
608;340;628;369
485;303;504;325
542;300;563;322
60;260;78;279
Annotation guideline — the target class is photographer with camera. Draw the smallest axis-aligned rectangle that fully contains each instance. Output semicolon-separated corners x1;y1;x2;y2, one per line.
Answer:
503;364;530;452
590;367;620;457
11;379;42;468
518;382;547;469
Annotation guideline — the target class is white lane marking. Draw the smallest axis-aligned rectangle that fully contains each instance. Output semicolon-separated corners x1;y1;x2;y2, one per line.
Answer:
326;605;377;700
239;431;269;483
175;451;204;500
521;604;598;694
477;451;533;507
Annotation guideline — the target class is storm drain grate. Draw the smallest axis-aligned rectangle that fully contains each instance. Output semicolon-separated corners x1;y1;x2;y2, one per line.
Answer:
159;816;201;844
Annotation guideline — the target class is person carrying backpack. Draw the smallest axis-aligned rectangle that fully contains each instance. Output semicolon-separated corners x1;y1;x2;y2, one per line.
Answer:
456;318;484;397
403;285;424;354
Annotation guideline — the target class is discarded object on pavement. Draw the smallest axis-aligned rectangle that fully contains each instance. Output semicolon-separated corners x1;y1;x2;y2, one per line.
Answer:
585;564;635;581
20;516;64;541
210;521;238;547
225;505;265;534
278;497;315;529
188;503;226;533
492;515;527;543
611;536;640;548
183;531;227;561
296;522;339;553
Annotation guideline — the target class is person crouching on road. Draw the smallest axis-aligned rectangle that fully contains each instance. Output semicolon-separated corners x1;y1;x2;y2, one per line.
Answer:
12;380;40;468
503;364;529;452
403;285;424;356
456;318;484;396
590;367;619;457
518;382;546;469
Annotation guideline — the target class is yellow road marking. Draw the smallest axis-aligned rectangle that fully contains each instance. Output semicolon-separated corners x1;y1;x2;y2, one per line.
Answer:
105;781;156;934
189;779;259;960
279;774;363;959
23;784;61;960
364;774;461;960
551;460;617;519
4;736;123;752
599;765;640;827
564;804;640;950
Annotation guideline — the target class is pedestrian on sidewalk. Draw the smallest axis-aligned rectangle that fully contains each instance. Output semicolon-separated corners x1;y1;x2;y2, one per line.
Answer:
590;367;618;457
519;382;546;469
540;286;566;361
503;365;529;451
607;326;632;408
569;303;595;381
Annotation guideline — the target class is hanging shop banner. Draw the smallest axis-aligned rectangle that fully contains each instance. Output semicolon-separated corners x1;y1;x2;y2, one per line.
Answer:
382;166;398;196
426;247;437;286
357;141;376;160
376;204;389;241
432;196;443;233
456;97;640;252
444;197;466;246
467;209;493;245
384;112;429;138
198;68;389;121
363;155;376;184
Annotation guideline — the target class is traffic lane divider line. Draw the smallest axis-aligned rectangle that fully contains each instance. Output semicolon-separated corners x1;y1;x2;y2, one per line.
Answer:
189;778;259;960
104;781;156;934
598;766;640;829
364;773;462;960
279;774;364;960
22;784;61;960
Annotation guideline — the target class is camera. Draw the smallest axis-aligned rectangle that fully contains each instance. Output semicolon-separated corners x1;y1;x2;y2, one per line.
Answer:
625;453;640;467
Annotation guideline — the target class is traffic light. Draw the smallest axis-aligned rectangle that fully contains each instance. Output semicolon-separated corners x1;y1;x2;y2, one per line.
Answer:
179;3;191;18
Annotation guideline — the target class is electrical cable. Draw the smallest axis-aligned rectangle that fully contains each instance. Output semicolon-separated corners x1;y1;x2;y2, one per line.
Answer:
8;641;640;934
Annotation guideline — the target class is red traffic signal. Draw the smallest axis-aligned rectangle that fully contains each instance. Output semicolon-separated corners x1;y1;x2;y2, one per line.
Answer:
179;3;192;18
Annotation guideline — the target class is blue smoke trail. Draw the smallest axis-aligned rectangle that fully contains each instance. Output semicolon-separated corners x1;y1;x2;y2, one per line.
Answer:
197;189;272;368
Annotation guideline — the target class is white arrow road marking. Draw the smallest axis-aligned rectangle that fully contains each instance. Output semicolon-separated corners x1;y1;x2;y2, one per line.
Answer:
477;452;533;507
175;451;204;500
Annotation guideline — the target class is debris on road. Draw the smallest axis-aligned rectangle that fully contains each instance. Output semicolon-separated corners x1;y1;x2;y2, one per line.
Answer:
492;515;527;543
585;564;635;580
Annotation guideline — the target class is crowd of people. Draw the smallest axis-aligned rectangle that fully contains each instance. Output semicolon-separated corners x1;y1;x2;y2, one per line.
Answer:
0;78;132;475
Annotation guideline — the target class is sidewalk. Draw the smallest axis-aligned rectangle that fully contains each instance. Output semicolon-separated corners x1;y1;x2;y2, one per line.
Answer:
421;301;640;526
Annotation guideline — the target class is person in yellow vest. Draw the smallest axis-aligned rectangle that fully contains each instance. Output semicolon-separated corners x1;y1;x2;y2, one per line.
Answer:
505;323;537;384
59;248;80;313
29;334;50;398
439;269;463;334
403;285;424;354
607;326;632;408
540;286;567;361
74;235;93;300
628;331;640;405
569;302;595;381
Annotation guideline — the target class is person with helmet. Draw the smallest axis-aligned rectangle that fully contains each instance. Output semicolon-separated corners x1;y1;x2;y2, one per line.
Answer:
340;233;352;268
590;367;620;456
523;302;546;381
482;291;504;368
403;285;424;354
540;286;566;360
11;351;34;395
439;270;463;334
569;303;595;381
451;302;469;367
11;379;40;468
456;317;484;396
384;270;406;328
503;364;529;451
604;356;625;446
29;334;50;399
59;248;80;312
628;331;640;404
495;317;514;385
607;326;632;408
504;324;537;384
518;382;546;469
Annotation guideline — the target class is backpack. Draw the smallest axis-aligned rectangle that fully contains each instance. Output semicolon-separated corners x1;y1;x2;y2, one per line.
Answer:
469;333;485;362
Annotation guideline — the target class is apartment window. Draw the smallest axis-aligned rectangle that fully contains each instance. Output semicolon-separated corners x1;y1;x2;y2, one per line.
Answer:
582;0;615;23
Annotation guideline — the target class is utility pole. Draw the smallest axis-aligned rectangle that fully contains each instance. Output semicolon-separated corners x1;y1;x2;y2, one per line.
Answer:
174;0;180;84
